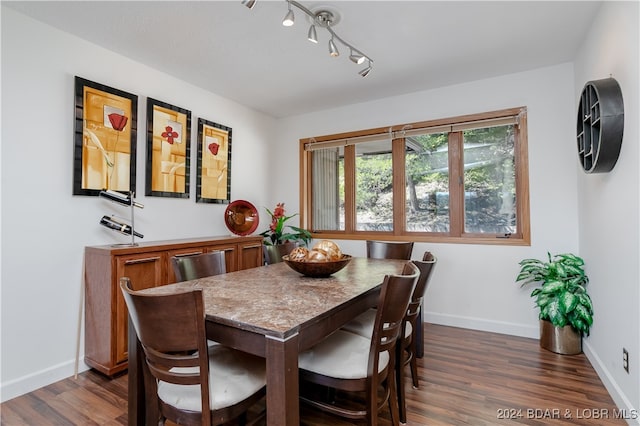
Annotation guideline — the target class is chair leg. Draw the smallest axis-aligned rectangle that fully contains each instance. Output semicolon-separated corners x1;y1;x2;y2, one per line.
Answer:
365;381;378;426
388;371;400;426
410;349;419;389
415;310;424;358
395;341;407;424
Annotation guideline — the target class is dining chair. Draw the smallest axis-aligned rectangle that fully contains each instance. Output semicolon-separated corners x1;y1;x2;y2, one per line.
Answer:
298;262;419;425
171;251;227;349
171;250;226;282
366;240;414;260
396;251;437;422
120;277;266;426
345;241;416;349
342;251;437;423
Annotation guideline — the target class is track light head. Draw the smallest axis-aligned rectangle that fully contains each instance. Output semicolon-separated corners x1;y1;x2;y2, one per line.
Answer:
328;38;339;57
358;61;372;77
282;4;294;26
349;49;366;65
241;0;256;9
307;25;318;43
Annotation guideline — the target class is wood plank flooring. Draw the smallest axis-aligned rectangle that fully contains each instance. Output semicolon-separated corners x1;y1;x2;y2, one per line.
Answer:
1;324;624;425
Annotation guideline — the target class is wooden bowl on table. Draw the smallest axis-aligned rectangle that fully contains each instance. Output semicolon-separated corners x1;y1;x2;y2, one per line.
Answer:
282;254;352;278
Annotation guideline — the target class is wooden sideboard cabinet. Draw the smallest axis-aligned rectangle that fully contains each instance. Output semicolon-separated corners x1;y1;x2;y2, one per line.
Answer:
84;235;264;376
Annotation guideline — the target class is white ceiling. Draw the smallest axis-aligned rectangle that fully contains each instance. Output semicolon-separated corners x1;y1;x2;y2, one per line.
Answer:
5;1;601;118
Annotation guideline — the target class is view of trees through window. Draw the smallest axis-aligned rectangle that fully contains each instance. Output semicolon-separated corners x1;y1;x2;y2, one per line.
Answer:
404;132;450;232
346;125;515;234
304;107;528;244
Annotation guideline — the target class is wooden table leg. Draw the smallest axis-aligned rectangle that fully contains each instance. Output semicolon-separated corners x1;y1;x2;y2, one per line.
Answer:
265;333;300;426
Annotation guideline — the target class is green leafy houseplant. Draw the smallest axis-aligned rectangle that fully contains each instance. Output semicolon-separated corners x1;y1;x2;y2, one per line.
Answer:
516;253;594;336
260;203;311;247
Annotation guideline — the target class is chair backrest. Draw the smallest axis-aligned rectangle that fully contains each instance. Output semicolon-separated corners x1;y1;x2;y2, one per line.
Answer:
366;240;414;260
120;277;212;422
405;251;437;330
171;251;226;282
369;262;419;375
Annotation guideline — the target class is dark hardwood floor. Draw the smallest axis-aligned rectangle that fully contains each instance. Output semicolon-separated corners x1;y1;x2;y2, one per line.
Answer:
1;324;624;425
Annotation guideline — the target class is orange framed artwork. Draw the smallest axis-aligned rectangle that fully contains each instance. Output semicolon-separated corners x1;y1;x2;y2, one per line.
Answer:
73;76;138;196
145;98;191;198
196;118;232;203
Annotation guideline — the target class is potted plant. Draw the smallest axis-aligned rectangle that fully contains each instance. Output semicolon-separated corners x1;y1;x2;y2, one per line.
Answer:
516;252;593;354
260;202;312;264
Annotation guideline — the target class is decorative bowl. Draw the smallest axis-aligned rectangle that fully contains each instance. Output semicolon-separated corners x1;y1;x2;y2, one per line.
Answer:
224;200;259;236
282;254;352;278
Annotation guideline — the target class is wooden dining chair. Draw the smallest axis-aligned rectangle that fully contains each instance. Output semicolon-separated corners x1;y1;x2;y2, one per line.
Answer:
341;251;437;423
298;262;419;426
171;251;226;282
396;251;437;422
366;240;414;260
120;277;266;426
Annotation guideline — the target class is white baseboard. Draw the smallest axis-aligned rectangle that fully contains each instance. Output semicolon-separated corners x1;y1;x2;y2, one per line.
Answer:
582;341;640;425
424;311;539;339
1;358;90;403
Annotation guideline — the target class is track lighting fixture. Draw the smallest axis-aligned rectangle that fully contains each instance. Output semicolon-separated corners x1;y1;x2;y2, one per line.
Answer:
328;37;339;57
241;0;256;9
282;2;295;26
358;60;372;77
242;0;373;77
307;24;318;43
349;49;366;65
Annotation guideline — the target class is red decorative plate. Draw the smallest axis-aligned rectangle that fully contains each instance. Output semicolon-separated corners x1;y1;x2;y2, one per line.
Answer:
224;200;259;236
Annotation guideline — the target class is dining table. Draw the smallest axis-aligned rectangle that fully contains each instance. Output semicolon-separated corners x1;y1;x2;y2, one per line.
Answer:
127;256;408;425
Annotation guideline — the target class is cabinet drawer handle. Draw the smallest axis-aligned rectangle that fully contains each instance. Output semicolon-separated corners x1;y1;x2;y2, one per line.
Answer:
124;256;160;265
243;244;263;249
174;252;203;258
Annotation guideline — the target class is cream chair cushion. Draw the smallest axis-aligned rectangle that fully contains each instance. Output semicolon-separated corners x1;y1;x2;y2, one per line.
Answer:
157;344;265;412
299;329;389;379
342;308;412;339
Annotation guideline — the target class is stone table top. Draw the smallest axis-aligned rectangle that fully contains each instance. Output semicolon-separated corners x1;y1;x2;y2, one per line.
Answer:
141;257;407;339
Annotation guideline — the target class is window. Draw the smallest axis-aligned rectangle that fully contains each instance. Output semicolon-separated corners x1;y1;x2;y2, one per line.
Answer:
300;107;530;245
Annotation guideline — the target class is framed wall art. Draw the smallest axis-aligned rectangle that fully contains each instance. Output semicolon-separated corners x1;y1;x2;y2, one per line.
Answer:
145;98;191;198
196;118;232;204
73;76;138;196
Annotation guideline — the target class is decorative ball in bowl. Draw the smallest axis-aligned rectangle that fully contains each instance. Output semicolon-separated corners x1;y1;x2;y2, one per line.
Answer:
282;254;352;278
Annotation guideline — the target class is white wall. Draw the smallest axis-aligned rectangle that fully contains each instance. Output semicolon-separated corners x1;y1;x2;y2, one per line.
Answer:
0;8;276;401
573;1;640;420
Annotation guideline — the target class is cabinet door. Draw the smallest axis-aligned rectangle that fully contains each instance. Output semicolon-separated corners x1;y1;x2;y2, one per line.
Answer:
238;240;264;270
204;244;237;272
166;247;207;283
114;253;165;365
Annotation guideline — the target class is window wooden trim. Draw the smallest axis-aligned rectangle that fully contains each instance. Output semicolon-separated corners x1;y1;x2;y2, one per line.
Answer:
299;107;531;246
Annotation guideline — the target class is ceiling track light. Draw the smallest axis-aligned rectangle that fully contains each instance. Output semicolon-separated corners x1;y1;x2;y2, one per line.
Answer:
328;37;339;57
349;49;365;65
307;24;318;43
241;0;256;9
282;2;295;26
358;60;373;78
242;0;373;77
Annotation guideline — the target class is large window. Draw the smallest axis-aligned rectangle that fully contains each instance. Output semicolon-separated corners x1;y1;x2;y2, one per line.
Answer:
300;107;530;245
